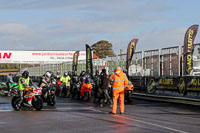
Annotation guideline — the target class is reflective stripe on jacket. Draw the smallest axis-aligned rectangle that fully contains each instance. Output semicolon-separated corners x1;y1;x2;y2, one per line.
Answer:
18;77;30;91
109;69;129;94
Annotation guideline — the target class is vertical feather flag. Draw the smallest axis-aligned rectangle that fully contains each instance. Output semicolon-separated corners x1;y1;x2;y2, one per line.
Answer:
183;25;199;75
126;39;139;76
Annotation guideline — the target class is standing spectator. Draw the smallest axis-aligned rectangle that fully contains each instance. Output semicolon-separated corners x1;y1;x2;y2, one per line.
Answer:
99;69;112;107
6;73;14;95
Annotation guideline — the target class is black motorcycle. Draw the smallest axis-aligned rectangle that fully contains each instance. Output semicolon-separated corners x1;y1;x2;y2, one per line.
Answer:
41;81;56;106
71;82;81;99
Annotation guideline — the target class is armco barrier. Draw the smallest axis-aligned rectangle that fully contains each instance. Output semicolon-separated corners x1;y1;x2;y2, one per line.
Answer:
129;76;145;93
133;92;200;106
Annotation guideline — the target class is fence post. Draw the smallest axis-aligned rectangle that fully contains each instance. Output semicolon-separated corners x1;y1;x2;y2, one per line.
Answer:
144;52;146;76
169;49;172;76
151;51;153;76
158;49;161;76
178;46;181;76
141;51;144;76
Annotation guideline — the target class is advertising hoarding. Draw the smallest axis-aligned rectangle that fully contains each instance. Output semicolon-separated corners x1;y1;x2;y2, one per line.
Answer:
0;51;86;64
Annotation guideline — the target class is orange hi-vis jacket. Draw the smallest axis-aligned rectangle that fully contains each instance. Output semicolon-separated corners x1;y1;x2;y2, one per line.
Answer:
109;69;129;94
126;81;134;91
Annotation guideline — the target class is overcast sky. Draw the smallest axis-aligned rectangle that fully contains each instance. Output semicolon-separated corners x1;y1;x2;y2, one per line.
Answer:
0;0;200;53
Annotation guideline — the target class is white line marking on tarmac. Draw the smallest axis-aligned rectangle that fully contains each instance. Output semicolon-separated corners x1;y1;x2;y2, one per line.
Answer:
0;104;189;133
88;108;189;133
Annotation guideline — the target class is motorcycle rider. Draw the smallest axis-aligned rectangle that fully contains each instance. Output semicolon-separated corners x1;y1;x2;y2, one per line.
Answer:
86;68;93;81
39;71;52;99
59;72;71;97
71;71;79;98
68;71;72;79
39;71;52;87
56;71;61;80
99;69;112;107
18;70;32;106
55;71;62;95
79;71;86;84
93;70;101;100
6;72;14;95
80;69;93;99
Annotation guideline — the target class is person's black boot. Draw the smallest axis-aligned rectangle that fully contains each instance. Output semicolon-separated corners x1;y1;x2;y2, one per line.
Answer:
109;112;116;115
109;100;113;107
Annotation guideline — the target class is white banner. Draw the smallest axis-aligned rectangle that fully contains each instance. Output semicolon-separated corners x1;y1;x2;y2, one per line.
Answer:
0;51;86;64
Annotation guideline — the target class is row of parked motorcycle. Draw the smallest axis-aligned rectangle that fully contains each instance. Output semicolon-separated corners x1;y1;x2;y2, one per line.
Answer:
0;70;133;111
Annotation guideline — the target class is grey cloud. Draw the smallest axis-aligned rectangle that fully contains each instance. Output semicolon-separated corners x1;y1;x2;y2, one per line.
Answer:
0;0;187;54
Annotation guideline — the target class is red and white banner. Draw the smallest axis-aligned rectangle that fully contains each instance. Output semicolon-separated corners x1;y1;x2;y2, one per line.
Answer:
0;51;86;64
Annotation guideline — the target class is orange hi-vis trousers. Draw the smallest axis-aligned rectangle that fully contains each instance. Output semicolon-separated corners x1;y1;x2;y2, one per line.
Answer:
112;90;125;114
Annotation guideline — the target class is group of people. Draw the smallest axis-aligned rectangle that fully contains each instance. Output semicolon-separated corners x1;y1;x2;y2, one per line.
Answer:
6;66;134;114
53;66;134;114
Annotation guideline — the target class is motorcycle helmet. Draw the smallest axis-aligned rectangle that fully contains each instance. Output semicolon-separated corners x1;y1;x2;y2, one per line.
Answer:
87;68;91;74
56;71;61;76
45;71;51;78
123;68;127;73
74;71;78;76
64;72;68;77
10;72;14;76
102;69;106;73
95;70;99;75
68;71;71;76
22;70;29;79
81;71;86;76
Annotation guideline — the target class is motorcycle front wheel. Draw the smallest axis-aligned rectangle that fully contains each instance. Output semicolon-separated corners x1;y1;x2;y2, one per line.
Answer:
32;96;43;111
47;94;56;106
11;96;21;111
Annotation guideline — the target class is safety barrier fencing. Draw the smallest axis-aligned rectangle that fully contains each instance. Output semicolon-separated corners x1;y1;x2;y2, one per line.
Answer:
1;75;200;106
1;43;200;103
19;43;199;77
1;75;200;97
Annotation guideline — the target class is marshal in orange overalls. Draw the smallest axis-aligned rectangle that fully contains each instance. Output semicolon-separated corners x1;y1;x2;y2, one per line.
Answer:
109;67;129;114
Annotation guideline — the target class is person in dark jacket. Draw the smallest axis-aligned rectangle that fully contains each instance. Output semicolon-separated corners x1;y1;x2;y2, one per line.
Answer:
94;70;100;99
99;69;112;107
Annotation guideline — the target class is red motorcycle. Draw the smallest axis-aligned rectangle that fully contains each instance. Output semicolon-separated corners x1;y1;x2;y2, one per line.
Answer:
80;82;92;101
56;80;62;96
11;85;43;111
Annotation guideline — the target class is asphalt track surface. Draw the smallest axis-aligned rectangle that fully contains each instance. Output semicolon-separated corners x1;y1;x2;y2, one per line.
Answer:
0;96;200;133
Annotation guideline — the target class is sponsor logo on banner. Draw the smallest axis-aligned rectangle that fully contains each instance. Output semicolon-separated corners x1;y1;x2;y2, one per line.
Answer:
0;51;86;64
0;52;12;59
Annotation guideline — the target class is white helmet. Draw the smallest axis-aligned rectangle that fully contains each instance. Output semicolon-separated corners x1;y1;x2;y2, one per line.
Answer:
45;72;51;78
